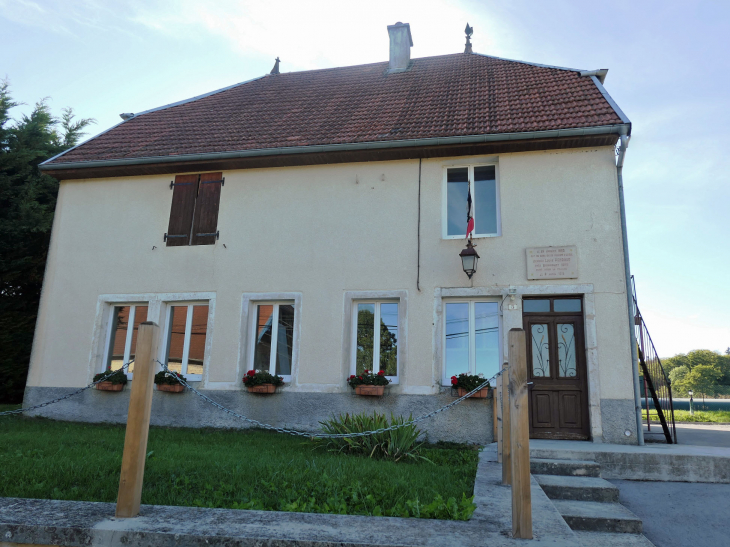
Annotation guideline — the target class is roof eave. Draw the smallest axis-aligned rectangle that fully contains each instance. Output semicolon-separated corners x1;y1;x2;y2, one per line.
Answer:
40;124;630;173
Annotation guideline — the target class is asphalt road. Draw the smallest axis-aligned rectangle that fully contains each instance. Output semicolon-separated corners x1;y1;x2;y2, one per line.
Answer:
611;480;730;547
644;423;730;447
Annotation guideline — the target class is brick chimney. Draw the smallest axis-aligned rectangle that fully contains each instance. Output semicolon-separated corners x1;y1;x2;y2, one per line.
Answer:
387;22;413;73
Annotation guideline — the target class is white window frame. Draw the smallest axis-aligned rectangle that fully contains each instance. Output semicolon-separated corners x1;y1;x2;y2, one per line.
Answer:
247;300;296;382
161;301;210;381
442;163;501;239
441;298;502;385
103;302;148;379
350;299;400;383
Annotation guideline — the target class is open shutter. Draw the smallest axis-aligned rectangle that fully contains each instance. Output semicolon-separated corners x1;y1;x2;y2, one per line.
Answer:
191;172;223;246
166;174;199;246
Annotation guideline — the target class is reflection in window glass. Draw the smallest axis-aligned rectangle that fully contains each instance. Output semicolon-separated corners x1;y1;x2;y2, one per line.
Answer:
531;324;550;378
165;303;209;376
253;304;274;372
166;306;188;374
275;304;295;376
447;168;469;236
445;303;470;379
187;305;208;375
557;323;577;377
474;302;499;379
356;303;375;375
523;299;551;313
107;306;129;372
379;303;398;376
474;166;497;235
127;306;148;373
554;299;582;312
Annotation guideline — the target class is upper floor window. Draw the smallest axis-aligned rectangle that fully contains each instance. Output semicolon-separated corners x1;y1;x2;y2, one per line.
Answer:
106;304;148;375
443;165;500;239
164;303;209;379
249;302;295;381
165;172;223;246
443;300;500;384
352;301;399;381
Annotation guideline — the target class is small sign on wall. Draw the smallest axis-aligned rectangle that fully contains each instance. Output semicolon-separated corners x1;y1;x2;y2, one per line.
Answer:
526;246;578;280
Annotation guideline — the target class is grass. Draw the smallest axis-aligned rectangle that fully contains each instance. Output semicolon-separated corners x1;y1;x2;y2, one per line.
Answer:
644;409;730;423
0;413;479;519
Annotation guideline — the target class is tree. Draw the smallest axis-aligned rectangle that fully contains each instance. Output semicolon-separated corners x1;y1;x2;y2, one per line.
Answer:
673;365;722;400
0;80;94;403
668;365;689;395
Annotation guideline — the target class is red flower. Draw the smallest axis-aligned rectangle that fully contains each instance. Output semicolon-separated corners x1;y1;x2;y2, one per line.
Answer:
247;370;255;377
349;375;356;379
451;377;458;385
363;369;369;374
377;371;385;376
358;376;363;380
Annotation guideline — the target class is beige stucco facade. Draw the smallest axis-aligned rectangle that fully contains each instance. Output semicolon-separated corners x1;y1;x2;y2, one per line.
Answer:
25;145;637;443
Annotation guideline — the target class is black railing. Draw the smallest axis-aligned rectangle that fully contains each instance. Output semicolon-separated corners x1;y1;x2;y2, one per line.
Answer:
632;277;677;444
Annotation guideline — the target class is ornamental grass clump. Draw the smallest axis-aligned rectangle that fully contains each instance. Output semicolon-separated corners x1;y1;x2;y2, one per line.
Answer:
318;412;429;463
347;369;391;389
154;371;187;385
242;369;284;388
92;369;127;385
450;373;489;392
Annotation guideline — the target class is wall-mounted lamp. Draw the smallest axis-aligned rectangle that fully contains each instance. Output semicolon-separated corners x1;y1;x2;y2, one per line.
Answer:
459;240;480;279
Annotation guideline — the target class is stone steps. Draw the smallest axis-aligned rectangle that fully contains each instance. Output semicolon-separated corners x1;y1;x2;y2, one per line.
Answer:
573;531;655;546
530;457;601;477
534;474;619;502
552;500;643;534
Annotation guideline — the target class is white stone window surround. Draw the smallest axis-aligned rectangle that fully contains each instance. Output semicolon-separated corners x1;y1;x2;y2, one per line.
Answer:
441;157;501;240
350;299;401;384
90;292;216;385
342;290;408;392
433;284;602;442
239;292;302;390
440;296;503;386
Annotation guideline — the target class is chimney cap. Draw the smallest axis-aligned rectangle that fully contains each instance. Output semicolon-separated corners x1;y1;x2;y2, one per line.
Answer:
119;113;134;120
387;22;413;47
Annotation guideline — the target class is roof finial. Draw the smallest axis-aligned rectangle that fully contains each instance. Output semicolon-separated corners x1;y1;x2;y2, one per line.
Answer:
270;57;280;75
464;23;473;54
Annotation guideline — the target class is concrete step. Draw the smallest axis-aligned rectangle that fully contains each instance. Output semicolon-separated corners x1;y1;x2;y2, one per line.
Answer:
534;474;619;502
573;531;655;546
552;500;643;534
530;458;601;477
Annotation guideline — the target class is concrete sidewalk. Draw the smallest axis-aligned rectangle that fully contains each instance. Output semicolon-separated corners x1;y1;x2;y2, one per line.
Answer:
0;445;583;547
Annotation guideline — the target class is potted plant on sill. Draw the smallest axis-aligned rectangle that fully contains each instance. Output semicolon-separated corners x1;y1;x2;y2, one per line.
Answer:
243;369;284;394
93;369;128;392
451;373;490;399
154;371;187;393
348;369;391;396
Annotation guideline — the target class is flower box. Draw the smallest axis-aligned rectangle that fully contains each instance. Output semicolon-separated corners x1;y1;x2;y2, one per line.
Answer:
96;381;124;392
157;384;185;393
458;386;490;399
247;383;277;394
355;385;385;397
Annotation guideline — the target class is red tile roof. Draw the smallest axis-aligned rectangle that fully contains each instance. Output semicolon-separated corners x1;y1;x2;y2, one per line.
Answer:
46;53;626;165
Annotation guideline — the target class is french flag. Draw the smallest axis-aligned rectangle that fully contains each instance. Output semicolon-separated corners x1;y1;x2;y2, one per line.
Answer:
466;186;474;240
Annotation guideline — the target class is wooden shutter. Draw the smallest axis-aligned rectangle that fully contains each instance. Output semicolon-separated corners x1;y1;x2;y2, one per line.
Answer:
191;172;223;246
166;174;199;246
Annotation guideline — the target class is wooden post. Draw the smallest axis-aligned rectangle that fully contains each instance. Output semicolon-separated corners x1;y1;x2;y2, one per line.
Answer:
496;372;503;462
502;361;511;485
116;321;159;518
509;328;532;539
493;384;498;442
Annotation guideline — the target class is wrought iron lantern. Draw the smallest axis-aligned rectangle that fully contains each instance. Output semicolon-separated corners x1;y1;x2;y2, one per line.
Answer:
459;240;480;279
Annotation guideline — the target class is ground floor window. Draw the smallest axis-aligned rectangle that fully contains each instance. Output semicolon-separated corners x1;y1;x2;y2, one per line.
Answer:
352;301;399;380
443;300;500;384
250;302;295;380
164;303;209;378
106;304;148;374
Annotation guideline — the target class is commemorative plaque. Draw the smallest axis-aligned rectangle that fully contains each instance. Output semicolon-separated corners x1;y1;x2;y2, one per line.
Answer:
526;246;578;280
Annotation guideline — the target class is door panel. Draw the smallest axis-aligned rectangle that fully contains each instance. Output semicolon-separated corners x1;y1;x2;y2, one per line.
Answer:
524;308;589;440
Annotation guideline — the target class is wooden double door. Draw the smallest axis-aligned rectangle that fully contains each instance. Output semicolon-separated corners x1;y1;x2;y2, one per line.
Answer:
523;297;589;440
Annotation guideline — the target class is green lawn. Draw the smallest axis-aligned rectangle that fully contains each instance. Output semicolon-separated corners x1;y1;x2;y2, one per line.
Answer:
0;413;479;519
644;409;730;423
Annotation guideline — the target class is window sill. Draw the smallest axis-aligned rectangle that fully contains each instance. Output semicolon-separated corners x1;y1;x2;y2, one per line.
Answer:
443;233;500;240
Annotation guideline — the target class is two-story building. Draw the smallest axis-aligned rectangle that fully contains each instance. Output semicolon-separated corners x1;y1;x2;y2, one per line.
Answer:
28;23;640;445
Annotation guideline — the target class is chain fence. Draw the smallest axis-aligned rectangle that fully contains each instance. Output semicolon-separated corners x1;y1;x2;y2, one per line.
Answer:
1;358;501;439
0;361;134;417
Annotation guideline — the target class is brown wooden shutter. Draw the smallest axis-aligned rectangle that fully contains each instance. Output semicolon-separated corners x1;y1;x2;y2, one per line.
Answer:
191;172;223;246
166;174;200;246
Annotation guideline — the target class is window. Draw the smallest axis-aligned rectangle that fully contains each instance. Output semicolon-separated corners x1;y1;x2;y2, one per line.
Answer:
164;303;209;378
249;302;295;380
443;300;500;383
165;172;223;246
105;304;148;374
443;165;500;238
352;301;399;380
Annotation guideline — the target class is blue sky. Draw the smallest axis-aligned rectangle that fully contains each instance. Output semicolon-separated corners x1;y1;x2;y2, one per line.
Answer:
1;0;728;356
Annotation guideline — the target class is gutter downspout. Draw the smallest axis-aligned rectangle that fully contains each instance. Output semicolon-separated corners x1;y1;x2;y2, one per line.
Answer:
616;134;644;446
